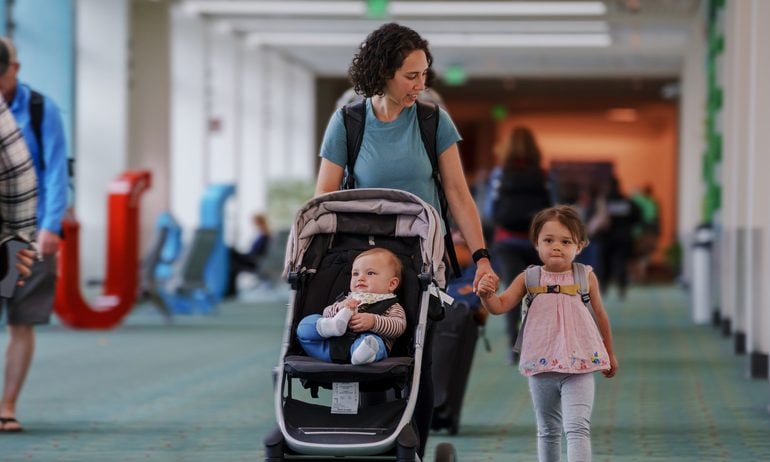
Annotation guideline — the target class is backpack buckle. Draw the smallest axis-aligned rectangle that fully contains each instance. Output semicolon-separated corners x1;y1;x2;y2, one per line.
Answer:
546;285;560;294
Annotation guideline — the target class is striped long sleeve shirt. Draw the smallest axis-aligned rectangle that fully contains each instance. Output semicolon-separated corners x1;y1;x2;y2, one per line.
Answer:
323;297;407;350
0;96;37;243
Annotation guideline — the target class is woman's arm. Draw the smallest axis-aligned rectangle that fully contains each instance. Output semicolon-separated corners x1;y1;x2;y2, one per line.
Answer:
314;158;345;196
437;144;498;291
588;271;618;377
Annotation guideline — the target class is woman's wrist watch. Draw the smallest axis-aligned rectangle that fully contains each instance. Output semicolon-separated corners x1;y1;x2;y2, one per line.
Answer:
472;248;491;264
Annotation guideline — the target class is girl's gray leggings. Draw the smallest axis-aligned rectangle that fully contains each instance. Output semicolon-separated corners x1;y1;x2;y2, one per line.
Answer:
528;372;595;462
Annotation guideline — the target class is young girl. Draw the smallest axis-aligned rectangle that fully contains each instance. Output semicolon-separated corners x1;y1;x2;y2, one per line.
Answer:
477;205;618;462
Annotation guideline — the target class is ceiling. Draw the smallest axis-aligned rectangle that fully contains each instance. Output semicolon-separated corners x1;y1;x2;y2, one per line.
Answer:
179;0;704;79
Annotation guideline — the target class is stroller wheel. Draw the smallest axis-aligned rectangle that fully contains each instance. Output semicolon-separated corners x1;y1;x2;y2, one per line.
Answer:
434;442;457;462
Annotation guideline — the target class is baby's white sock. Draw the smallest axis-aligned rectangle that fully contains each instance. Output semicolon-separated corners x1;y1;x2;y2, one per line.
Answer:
315;309;354;338
351;336;381;365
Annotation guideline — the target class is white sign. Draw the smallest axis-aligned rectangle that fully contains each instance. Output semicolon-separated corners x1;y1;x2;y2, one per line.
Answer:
331;382;359;414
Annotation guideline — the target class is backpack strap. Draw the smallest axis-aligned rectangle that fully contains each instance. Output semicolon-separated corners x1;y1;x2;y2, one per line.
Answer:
572;262;600;329
341;99;366;190
29;90;45;170
513;265;541;354
415;100;461;278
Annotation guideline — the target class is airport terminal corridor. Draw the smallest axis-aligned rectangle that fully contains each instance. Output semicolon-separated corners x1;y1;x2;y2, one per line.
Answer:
2;284;770;462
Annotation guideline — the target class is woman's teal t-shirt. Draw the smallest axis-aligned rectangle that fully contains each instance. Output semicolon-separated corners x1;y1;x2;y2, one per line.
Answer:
319;98;462;215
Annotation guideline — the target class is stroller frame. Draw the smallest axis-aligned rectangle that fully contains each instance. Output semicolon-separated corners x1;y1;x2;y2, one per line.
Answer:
266;189;448;461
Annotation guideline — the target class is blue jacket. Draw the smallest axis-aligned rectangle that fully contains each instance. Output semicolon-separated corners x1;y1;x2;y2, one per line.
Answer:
9;82;68;234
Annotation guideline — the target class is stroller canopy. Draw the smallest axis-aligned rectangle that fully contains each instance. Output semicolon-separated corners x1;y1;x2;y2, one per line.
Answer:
284;188;447;287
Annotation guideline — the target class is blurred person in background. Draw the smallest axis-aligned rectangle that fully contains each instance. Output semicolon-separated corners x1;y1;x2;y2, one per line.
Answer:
490;126;551;364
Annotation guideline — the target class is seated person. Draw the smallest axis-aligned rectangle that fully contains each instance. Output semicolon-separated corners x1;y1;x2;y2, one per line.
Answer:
226;213;271;296
296;248;406;365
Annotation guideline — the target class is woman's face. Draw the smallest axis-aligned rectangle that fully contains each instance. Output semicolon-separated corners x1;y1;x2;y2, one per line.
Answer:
383;49;428;108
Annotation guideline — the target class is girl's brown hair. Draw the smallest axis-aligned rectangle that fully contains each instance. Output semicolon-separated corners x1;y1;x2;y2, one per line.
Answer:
529;205;589;247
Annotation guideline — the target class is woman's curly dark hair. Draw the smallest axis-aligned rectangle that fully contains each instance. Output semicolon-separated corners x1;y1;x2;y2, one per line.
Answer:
349;23;435;97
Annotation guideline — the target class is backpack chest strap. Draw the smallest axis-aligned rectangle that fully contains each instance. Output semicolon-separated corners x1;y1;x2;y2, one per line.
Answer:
527;283;580;296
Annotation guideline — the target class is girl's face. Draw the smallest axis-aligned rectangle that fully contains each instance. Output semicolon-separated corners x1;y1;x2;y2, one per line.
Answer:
383;49;428;109
350;253;399;294
535;219;583;272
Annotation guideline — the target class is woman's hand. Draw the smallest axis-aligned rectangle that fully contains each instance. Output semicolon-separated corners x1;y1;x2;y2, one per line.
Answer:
475;273;498;299
348;312;375;333
472;259;498;294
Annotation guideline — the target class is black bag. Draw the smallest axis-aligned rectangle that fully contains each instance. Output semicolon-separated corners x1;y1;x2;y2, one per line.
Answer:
493;167;550;233
430;300;479;435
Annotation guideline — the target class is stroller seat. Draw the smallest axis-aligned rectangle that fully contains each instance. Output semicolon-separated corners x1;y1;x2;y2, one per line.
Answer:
284;355;414;384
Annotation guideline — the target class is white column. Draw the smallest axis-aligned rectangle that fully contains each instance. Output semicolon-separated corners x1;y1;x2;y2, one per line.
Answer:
170;5;207;232
265;49;288;180
235;44;268;250
677;3;707;289
129;0;171;256
722;0;752;349
207;27;238;184
287;61;316;181
75;0;129;282
745;0;770;377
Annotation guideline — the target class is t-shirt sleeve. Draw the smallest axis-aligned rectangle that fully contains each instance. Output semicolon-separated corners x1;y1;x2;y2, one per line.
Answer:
319;108;347;167
436;107;462;156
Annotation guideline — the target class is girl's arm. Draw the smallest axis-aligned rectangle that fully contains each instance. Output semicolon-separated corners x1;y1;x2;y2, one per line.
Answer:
437;145;498;291
478;272;527;315
588;271;619;378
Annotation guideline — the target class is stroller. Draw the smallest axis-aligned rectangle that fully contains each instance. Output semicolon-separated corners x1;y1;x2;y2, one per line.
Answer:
264;189;456;462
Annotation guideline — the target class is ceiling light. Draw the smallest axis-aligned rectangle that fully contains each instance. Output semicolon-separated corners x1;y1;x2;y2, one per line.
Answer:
390;1;607;16
246;32;611;48
184;1;606;18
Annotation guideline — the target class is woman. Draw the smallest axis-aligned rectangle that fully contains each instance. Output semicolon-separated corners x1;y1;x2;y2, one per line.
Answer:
490;126;552;364
314;23;498;456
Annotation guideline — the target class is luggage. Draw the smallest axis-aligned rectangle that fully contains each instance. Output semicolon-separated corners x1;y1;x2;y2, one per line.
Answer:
431;300;481;435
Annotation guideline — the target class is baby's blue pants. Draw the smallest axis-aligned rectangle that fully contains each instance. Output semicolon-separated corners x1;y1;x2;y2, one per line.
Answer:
528;372;595;462
296;314;387;363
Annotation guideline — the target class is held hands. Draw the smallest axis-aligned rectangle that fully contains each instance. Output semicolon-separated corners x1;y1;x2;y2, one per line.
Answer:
603;353;619;378
472;259;498;294
476;273;498;299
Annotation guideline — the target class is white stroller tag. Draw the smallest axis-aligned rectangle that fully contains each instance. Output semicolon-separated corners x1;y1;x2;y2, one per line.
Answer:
430;285;455;306
331;382;359;414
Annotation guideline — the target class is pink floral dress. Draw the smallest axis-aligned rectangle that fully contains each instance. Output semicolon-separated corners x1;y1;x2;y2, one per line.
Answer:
519;266;610;377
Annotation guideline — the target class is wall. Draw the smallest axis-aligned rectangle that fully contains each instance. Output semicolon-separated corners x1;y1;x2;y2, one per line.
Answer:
495;102;678;262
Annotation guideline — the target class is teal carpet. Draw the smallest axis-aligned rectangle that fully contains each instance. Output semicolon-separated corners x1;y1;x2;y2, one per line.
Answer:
2;285;770;461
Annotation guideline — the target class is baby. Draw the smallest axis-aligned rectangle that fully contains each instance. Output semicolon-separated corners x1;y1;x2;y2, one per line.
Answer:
296;248;407;365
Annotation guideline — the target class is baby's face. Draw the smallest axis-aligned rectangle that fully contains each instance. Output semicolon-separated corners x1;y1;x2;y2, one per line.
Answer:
350;253;399;294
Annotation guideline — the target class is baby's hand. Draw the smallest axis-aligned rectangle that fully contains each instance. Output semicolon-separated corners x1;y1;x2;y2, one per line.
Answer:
349;312;375;332
340;298;360;311
476;274;498;298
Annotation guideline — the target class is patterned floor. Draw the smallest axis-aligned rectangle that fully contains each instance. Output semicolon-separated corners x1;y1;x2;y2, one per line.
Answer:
2;284;770;461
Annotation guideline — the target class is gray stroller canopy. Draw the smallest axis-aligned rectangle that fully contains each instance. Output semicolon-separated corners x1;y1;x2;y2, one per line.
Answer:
284;188;447;287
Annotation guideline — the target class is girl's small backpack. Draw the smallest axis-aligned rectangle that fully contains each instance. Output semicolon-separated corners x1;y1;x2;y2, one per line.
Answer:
513;262;601;354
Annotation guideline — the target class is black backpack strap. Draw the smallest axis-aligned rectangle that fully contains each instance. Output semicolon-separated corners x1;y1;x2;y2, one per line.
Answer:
29;90;45;170
341;100;366;190
416;101;461;278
